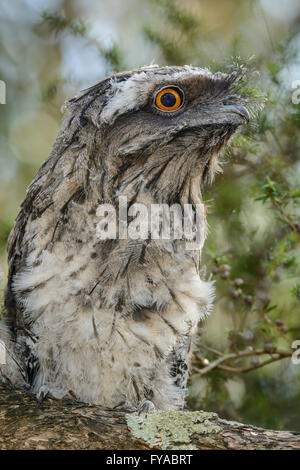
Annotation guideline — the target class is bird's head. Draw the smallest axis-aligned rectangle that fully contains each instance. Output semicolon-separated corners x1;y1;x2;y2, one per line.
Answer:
66;65;249;206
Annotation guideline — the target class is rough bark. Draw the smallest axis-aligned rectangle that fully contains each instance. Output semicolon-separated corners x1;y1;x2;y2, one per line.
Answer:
0;383;299;450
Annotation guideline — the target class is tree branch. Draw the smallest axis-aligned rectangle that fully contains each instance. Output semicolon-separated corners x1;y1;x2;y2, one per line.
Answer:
0;383;299;450
192;346;292;380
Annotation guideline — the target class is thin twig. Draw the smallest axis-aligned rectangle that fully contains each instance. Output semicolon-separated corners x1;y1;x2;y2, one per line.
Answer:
192;347;292;381
217;355;291;374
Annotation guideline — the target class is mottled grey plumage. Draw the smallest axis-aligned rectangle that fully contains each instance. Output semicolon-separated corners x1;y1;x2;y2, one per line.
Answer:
0;65;248;410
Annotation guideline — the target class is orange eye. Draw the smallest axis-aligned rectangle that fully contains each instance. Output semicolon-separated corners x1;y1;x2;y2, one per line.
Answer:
155;87;183;112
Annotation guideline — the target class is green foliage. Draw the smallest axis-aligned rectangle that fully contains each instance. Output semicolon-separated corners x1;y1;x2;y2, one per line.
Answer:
41;11;88;37
41;10;124;74
143;0;201;64
0;219;12;254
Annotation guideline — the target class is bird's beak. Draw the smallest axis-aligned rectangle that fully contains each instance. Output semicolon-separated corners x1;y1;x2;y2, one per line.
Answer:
222;104;250;124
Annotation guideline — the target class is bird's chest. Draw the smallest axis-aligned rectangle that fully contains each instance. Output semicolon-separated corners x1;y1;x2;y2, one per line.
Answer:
12;221;214;406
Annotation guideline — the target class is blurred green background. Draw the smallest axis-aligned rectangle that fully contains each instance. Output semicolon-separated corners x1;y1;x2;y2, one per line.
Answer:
0;0;299;430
